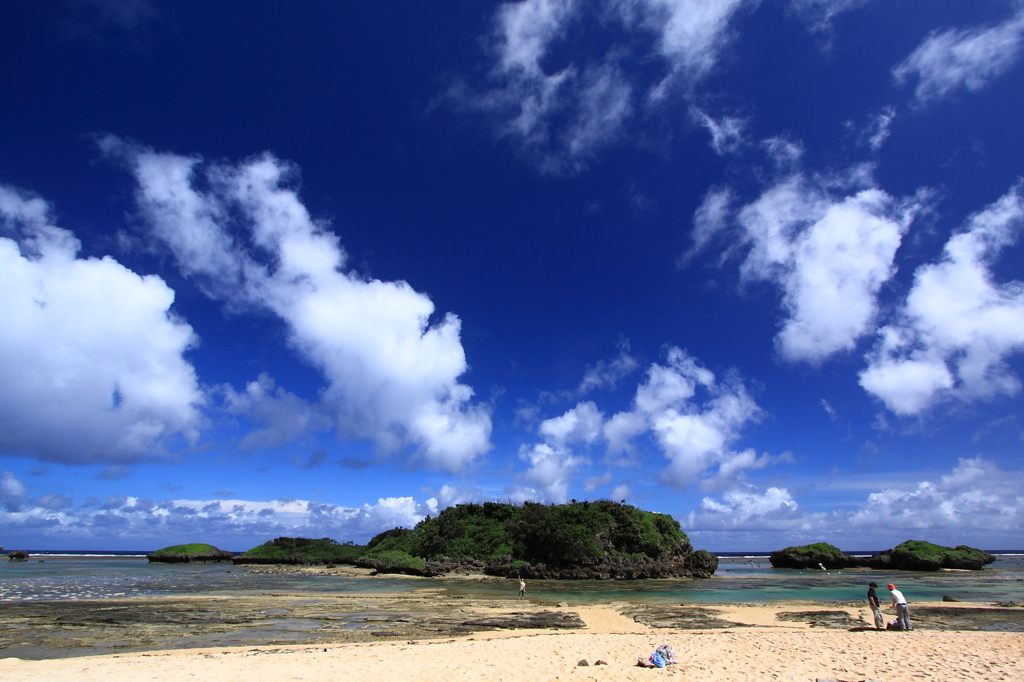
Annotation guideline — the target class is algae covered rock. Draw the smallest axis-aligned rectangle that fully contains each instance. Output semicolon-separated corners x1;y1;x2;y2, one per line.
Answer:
886;540;994;571
687;549;719;578
7;550;29;562
769;539;995;571
147;543;234;563
770;542;852;569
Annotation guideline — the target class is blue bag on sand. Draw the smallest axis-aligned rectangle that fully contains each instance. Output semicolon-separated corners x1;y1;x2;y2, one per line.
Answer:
649;652;666;668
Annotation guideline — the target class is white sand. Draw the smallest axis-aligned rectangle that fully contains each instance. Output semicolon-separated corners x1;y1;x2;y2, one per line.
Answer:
2;603;1021;682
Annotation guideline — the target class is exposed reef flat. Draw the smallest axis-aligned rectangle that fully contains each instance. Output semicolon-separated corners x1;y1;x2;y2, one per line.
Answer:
0;593;583;659
3;594;1024;661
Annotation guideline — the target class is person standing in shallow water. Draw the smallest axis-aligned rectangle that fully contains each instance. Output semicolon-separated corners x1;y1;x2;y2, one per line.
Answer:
888;583;912;631
517;576;526;600
867;582;884;629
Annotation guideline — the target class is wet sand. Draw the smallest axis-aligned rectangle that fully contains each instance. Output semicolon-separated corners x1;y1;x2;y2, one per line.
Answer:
1;600;1023;681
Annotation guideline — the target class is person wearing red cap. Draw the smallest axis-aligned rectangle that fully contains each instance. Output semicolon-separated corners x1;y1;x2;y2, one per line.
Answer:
888;583;912;631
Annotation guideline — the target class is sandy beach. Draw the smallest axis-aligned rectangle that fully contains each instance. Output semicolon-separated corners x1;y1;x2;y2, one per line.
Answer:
2;600;1023;681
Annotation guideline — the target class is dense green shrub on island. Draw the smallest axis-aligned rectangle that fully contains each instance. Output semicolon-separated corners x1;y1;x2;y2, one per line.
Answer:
770;539;995;571
147;543;234;563
353;549;427;574
233;537;365;565
360;500;716;579
883;540;995;571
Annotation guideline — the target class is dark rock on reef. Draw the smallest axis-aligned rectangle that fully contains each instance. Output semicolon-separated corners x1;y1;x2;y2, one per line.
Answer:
147;544;234;563
7;550;28;562
620;604;751;629
770;540;995;572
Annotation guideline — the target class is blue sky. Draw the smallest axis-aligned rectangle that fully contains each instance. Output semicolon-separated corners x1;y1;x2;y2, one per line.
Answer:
1;0;1023;552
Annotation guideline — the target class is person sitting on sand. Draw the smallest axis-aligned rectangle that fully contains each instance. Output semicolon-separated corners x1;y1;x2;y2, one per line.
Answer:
867;582;884;629
888;583;912;631
517;577;526;600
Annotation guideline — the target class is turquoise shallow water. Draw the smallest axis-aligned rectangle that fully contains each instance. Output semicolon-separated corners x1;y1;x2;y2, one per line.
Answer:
2;552;1023;605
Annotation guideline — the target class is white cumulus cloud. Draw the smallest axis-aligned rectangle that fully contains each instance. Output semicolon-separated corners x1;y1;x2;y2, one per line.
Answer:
686;457;1024;548
688;165;925;364
0;475;436;547
894;7;1024;105
860;182;1024;415
102;138;492;473
685;483;811;531
607;347;765;488
0;184;203;464
848;458;1024;536
518;401;603;502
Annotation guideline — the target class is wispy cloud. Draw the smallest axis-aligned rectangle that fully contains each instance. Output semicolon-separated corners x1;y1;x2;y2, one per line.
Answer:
452;0;755;172
848;105;896;151
97;466;132;481
221;374;330;452
860;181;1024;415
577;340;639;393
690;106;747;155
894;7;1024;105
787;0;874;33
101;137;493;473
0;184;203;464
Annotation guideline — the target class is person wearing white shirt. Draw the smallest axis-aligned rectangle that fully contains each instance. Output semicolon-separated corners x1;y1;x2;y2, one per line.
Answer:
888;583;912;631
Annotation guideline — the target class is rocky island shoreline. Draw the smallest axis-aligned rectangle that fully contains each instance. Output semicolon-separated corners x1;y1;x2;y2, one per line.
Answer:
154;501;720;580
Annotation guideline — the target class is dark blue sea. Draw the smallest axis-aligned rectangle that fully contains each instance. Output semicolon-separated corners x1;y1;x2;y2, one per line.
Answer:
2;550;1023;605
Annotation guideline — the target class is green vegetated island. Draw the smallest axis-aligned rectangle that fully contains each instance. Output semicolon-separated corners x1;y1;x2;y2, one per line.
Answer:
770;540;996;571
149;500;719;579
145;543;234;563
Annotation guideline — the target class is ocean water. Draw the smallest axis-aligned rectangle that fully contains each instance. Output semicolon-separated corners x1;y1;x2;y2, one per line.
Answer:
2;551;1023;605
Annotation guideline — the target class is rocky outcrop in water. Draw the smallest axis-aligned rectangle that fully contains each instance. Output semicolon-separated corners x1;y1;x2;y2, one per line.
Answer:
7;550;28;562
770;540;996;571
